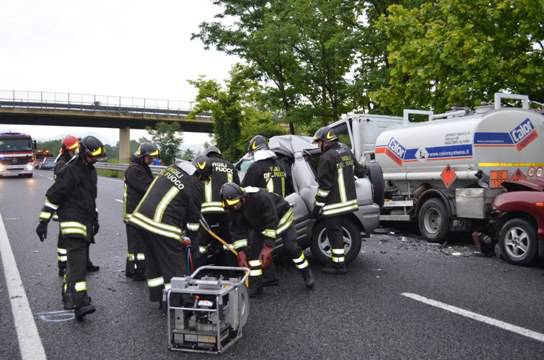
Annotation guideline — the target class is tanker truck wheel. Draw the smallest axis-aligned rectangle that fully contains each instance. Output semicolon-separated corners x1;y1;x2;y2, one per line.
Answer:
418;198;449;243
498;218;538;266
367;161;384;208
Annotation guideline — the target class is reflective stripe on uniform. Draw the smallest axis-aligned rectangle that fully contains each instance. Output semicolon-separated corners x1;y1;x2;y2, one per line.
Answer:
153;186;179;223
44;199;59;210
276;208;294;235
249;259;262;267
292;253;309;269
187;222;200;232
262;228;276;239
40;211;53;220
317;188;330;197
332;256;345;263
164;283;171;290
199;246;208;254
60;221;87;237
127;253;135;261
315;201;325;207
130;212;183;241
57;248;67;255
57;256;67;262
249;269;263;276
331;248;345;255
201;201;224;213
233;239;248;250
337;168;347;203
147;276;164;288
136;253;145;260
322;199;358;216
75;281;87;292
204;180;212;203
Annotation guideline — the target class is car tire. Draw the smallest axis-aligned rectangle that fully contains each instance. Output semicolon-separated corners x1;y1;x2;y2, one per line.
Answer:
499;218;538;266
367;161;384;208
310;218;362;265
418;198;449;243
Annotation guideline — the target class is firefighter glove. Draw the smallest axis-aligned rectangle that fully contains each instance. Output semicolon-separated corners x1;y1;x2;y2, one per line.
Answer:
259;244;273;269
312;205;323;219
236;250;249;268
36;221;48;242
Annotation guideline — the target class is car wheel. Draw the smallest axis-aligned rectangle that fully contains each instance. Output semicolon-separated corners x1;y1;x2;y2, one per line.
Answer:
499;218;538;266
418;198;449;243
310;218;362;265
367;161;384;208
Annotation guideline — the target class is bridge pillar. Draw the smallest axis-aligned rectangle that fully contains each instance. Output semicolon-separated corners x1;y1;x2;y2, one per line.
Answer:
119;127;130;162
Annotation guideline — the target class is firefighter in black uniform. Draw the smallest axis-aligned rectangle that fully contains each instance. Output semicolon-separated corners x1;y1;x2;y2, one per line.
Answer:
220;183;314;297
242;135;292;197
193;147;240;266
312;126;366;274
128;160;203;304
36;135;106;320
123;143;159;280
53;135;80;276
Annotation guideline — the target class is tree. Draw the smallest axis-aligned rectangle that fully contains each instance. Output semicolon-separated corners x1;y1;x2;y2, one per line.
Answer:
193;0;366;129
373;0;544;113
189;64;284;161
145;122;184;165
180;148;196;161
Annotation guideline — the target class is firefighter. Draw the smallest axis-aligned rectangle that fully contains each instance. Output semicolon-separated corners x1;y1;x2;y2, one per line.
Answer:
193;147;240;267
128;160;203;304
312;126;367;274
220;183;314;298
36;135;106;320
123;143;160;280
242;135;292;197
53;135;79;277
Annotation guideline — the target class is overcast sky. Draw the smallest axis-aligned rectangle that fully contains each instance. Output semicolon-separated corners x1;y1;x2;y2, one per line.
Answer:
0;0;238;146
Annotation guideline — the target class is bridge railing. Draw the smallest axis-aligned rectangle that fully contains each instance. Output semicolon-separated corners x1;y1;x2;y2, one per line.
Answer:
0;90;199;116
95;162;166;175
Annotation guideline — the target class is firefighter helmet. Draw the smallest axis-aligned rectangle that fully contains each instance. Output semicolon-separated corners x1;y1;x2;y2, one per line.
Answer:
313;126;338;143
220;182;244;208
204;146;222;157
62;135;80;151
135;143;160;158
79;136;106;158
248;135;268;153
192;155;212;179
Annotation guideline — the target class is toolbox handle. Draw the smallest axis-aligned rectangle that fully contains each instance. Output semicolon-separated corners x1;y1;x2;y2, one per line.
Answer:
190;265;250;285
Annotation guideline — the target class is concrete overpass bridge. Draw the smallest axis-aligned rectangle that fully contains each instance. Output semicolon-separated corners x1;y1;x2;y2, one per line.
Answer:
0;90;212;161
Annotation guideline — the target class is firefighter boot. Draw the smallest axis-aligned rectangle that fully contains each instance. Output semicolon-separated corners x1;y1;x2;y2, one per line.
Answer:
132;259;146;281
301;267;315;289
58;261;66;277
248;277;264;298
86;261;100;272
125;256;134;278
74;295;96;321
322;261;347;275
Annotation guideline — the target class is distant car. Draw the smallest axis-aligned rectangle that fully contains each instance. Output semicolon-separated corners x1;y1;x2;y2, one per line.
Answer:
39;158;56;170
235;135;383;265
489;178;544;265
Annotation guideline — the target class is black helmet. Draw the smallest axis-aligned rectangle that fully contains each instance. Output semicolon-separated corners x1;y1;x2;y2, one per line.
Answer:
135;143;160;158
248;135;268;153
204;146;222;157
79;136;106;158
192;155;212;179
313;126;338;143
220;182;244;208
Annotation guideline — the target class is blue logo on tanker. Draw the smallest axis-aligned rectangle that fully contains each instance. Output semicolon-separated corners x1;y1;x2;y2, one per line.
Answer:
387;137;406;160
510;118;534;143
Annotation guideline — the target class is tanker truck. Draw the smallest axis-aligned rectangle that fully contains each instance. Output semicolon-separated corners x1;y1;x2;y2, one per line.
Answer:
373;93;544;245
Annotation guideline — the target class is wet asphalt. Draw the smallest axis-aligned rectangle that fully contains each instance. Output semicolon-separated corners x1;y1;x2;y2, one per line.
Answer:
0;171;543;360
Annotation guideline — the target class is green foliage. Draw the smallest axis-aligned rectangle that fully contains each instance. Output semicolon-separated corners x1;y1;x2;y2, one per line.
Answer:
373;0;544;113
145;122;183;165
189;64;284;161
180;148;196;161
193;0;366;130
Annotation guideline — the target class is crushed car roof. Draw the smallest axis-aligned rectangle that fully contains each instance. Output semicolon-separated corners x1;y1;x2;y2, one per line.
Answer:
269;135;318;155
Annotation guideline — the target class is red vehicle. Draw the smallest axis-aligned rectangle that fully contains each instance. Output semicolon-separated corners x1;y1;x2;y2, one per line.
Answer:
488;178;544;265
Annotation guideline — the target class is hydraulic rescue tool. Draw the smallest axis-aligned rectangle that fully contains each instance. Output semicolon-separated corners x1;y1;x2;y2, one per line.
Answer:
166;265;250;354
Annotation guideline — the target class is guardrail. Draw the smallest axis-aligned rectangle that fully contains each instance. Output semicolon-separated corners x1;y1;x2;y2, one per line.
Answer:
95;162;166;175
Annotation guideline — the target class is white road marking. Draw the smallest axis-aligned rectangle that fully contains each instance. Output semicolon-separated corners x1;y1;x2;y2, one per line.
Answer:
0;214;47;359
114;199;123;203
401;292;544;344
